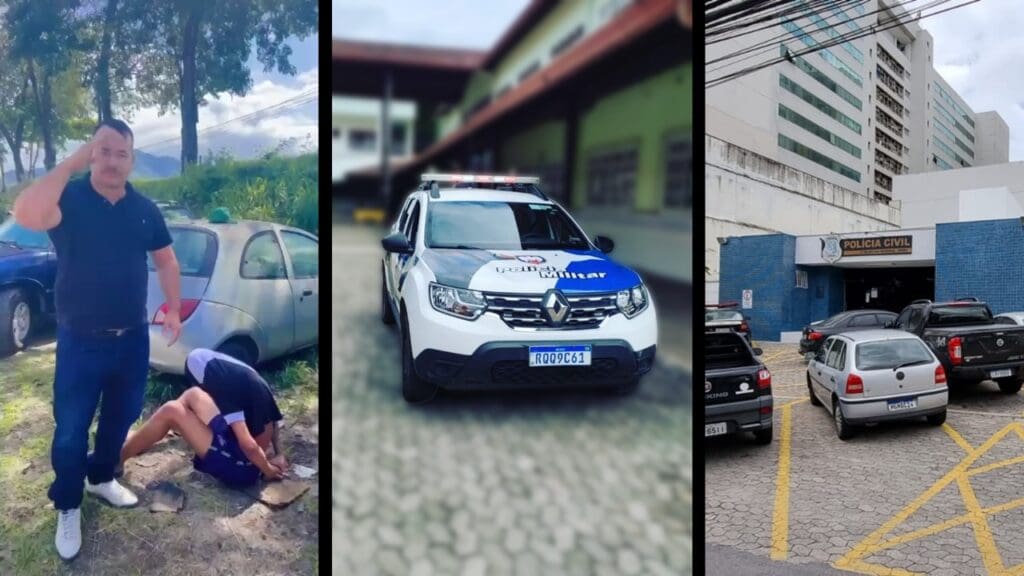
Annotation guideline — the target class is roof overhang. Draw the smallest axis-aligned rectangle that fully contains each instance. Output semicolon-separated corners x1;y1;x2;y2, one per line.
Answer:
332;39;485;102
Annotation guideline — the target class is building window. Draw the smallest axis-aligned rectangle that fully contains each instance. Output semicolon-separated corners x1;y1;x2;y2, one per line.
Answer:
348;129;376;152
665;137;692;209
778;134;861;182
332;127;341;139
391;123;406;156
780;75;861;135
778;104;861;158
551;25;584;59
780;46;862;110
586;147;638;207
519;61;540;83
781;20;862;87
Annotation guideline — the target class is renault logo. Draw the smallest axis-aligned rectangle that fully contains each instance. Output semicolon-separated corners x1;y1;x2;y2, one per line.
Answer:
705;381;713;393
543;290;570;325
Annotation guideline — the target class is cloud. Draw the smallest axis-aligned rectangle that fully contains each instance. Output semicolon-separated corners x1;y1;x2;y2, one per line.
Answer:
332;0;529;49
920;0;1024;159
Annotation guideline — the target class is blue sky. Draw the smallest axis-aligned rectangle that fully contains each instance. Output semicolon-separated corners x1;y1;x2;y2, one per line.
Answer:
333;0;529;48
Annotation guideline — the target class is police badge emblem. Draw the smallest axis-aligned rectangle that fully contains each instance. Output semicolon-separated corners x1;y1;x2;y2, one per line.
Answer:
821;235;842;264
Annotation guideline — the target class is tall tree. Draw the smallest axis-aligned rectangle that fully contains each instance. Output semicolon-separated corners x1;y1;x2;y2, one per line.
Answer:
136;0;317;170
0;32;32;183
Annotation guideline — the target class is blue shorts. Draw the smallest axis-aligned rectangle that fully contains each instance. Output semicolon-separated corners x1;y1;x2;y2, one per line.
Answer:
193;414;260;488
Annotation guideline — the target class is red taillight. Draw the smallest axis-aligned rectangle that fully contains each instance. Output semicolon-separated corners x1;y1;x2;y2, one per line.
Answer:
948;337;962;366
935;365;947;385
809;331;823;341
760;406;772;415
739;321;749;333
757;368;771;389
846;373;864;394
153;299;200;324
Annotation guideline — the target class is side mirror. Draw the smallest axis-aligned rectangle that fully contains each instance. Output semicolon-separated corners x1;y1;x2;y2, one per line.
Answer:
381;232;413;254
753;347;763;356
594;235;615;253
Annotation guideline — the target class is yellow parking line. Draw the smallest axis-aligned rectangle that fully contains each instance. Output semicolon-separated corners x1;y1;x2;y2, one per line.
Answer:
966;454;1024;478
872;514;971;553
957;475;1005;574
770;401;794;560
942;422;974;454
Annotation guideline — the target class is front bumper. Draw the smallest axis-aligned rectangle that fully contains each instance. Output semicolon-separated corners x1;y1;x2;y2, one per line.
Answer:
704;396;773;435
414;340;657;390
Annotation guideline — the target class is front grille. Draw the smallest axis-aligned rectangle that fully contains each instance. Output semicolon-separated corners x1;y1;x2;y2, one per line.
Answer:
491;359;620;387
485;291;620;330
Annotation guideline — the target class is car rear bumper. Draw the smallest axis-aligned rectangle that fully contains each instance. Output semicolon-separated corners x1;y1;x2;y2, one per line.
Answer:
705;395;773;434
413;340;656;390
838;388;948;423
950;362;1024;382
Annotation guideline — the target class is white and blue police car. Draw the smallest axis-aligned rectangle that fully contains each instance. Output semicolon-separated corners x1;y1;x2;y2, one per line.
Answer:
381;173;658;403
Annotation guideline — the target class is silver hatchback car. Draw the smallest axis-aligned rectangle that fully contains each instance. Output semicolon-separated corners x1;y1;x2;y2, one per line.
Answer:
146;217;319;374
807;330;948;440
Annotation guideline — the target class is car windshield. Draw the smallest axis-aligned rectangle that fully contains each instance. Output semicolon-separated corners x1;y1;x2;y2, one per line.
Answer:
928;305;991;326
706;332;755;369
856;339;934;371
706;310;743;322
0;217;51;249
146;227;217;277
426;201;591;251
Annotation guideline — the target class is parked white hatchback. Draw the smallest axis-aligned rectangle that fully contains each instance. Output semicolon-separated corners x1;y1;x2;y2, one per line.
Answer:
806;330;949;440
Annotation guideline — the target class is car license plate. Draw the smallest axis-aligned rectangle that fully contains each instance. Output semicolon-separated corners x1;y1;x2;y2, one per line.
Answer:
528;345;591;367
714;327;731;332
991;369;1013;379
705;422;728;437
887;398;918;412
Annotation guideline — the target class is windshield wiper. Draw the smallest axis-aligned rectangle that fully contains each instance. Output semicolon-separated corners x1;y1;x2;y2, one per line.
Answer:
0;240;19;248
433;244;485;250
893;359;930;371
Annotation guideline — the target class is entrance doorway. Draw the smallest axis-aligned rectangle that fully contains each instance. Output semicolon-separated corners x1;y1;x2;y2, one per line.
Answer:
843;266;935;313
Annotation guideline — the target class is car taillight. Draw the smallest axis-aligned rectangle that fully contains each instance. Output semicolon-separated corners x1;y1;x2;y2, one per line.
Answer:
153;299;200;324
757;369;771;389
759;406;772;415
739;321;749;333
846;373;864;395
809;331;823;341
948;337;962;366
935;365;947;385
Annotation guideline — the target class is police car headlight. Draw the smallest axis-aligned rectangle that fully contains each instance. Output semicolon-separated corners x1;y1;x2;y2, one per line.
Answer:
617;283;649;319
429;282;487;320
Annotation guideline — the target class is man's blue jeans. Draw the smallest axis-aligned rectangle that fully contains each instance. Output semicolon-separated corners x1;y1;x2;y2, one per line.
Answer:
48;325;149;511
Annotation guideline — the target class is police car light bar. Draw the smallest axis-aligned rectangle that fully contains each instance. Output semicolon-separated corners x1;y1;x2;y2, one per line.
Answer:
420;173;540;185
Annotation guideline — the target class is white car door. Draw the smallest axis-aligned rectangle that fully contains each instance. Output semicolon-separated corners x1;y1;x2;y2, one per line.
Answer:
280;230;319;349
810;338;834;401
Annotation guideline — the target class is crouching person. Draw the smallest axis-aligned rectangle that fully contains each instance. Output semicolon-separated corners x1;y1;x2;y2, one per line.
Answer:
121;348;286;487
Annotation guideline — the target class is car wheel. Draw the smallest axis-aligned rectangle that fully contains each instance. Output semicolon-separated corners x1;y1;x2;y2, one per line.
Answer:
926;409;947;426
381;266;396;325
807;374;822;406
752;425;773;445
218;340;255;367
401;312;437;404
833;399;855;441
996;377;1023;394
0;288;31;356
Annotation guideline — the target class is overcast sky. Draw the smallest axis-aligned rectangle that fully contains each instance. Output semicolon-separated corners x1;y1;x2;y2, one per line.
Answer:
919;0;1020;160
333;0;529;49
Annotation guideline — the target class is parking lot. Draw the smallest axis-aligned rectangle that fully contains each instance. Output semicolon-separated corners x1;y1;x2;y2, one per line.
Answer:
707;342;1024;576
332;220;691;576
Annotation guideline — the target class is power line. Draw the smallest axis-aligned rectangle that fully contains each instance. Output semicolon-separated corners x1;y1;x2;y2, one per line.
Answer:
706;0;979;89
134;87;318;152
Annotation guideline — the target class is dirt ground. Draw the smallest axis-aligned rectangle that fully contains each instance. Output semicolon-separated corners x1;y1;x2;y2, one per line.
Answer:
0;340;320;576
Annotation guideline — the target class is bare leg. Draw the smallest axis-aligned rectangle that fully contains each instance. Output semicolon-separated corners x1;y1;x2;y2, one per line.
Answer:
120;396;214;464
179;387;221;425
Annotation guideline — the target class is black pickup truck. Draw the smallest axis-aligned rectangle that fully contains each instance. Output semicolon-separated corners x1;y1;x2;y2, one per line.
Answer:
891;299;1024;394
704;329;773;445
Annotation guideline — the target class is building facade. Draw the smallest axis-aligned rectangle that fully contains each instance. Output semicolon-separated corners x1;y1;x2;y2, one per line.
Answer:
705;0;1009;303
331;96;417;183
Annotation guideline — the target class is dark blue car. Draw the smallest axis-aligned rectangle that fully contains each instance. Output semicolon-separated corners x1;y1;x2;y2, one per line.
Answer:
0;216;56;355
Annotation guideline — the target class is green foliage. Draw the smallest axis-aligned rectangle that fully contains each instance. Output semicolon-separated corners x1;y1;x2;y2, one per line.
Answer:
134;151;318;235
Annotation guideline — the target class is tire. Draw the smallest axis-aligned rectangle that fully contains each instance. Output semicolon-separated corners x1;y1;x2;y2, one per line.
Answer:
401;312;436;404
833;399;855;441
381;267;396;325
0;288;31;357
996;378;1022;395
807;375;822;406
752;425;773;445
218;340;255;367
926;409;947;426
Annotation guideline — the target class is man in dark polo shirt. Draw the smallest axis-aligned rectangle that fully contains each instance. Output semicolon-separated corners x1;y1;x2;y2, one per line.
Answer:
13;119;182;561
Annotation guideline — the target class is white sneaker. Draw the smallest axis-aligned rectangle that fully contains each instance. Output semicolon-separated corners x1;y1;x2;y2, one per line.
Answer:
85;478;138;507
55;508;81;560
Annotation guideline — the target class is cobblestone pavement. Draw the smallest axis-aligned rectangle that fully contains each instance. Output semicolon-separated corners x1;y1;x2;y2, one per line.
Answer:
706;342;1024;575
332;222;692;576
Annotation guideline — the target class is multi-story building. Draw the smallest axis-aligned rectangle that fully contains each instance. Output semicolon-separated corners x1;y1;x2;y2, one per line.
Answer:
332;96;417;183
705;0;1009;303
